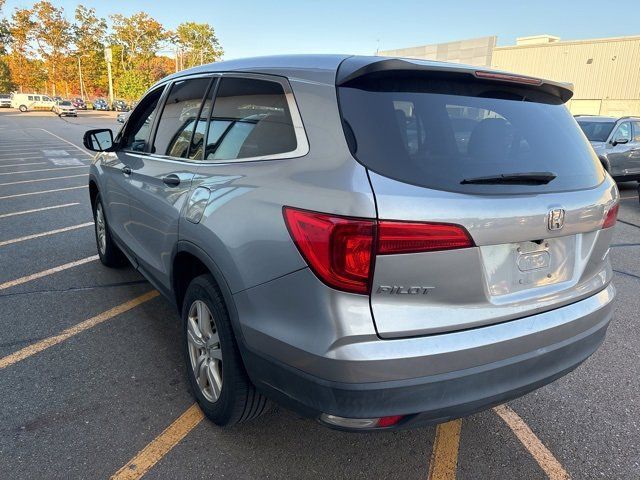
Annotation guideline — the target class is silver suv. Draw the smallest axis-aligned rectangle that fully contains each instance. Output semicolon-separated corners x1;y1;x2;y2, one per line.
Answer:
576;115;640;182
84;55;618;431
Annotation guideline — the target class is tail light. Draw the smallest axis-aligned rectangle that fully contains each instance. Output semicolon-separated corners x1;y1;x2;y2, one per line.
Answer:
602;203;619;229
283;207;473;294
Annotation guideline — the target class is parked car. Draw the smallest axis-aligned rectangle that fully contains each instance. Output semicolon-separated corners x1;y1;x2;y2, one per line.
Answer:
53;100;77;117
72;97;87;110
11;93;56;112
112;99;128;111
93;98;109;111
83;56;618;431
0;93;11;108
116;111;130;123
52;96;63;103
577;115;640;182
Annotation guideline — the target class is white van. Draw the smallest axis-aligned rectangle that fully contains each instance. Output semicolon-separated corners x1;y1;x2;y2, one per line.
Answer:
11;93;56;112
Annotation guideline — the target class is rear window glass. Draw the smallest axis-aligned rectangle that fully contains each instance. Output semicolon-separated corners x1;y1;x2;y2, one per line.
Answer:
577;121;615;142
338;75;603;194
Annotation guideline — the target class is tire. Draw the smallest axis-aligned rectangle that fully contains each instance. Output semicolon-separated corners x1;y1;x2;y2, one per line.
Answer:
92;193;127;267
182;274;269;426
18;105;27;112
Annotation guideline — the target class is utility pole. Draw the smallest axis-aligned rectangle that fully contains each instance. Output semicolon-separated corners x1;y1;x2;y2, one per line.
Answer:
77;56;85;101
104;47;114;107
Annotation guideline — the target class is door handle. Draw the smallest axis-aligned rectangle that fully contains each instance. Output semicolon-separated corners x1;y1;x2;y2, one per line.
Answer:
162;174;181;187
121;165;131;175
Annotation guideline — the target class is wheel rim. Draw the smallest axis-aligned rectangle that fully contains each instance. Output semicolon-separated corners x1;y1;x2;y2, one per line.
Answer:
95;203;107;255
187;300;223;403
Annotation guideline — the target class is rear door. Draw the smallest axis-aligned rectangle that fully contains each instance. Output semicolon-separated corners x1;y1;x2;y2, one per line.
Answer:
607;121;634;177
338;65;618;338
127;76;214;293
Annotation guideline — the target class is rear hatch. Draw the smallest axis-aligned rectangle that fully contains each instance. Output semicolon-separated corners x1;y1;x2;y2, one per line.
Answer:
337;59;618;338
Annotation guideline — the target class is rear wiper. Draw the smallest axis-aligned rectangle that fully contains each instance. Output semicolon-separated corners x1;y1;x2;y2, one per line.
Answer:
460;172;557;185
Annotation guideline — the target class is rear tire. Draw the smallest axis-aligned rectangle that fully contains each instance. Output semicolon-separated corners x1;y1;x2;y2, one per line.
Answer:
18;105;27;112
92;193;127;267
182;274;269;426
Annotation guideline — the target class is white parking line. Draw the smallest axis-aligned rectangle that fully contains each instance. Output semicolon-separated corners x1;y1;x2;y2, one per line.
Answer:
0;173;88;187
0;162;47;168
0;222;94;247
37;128;94;157
0;156;44;162
0;255;99;291
0;166;88;176
0;185;85;200
0;203;80;219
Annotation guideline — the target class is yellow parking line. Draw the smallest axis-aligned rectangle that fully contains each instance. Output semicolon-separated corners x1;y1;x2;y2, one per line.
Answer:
0;222;94;247
428;419;462;480
494;405;570;480
111;403;204;480
0;185;85;200
0;290;159;370
0;162;47;168
0;166;87;176
0;255;99;291
0;173;88;186
0;203;80;219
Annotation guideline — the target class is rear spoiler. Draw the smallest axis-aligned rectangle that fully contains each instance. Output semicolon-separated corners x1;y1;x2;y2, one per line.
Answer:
336;57;574;103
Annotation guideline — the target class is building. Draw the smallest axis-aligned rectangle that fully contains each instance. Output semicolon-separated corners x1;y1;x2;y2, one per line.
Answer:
377;36;496;67
377;34;640;116
491;35;640;116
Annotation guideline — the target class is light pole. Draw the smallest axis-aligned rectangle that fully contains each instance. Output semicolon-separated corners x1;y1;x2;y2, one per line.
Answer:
104;47;114;107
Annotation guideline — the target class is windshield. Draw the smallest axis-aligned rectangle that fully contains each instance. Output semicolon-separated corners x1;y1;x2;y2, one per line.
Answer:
338;74;603;194
0;94;10;99
577;121;615;142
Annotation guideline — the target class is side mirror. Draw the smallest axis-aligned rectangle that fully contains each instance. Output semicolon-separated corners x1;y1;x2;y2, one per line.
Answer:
83;129;115;152
612;137;629;146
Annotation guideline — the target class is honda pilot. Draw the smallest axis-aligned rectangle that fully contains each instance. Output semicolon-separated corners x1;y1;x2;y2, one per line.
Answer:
83;55;618;431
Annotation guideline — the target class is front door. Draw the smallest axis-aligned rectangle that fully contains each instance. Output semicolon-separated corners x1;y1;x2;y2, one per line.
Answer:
127;76;214;293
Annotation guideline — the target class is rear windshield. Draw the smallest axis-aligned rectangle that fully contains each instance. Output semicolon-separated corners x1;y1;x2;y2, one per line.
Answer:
338;74;603;194
577;121;615;142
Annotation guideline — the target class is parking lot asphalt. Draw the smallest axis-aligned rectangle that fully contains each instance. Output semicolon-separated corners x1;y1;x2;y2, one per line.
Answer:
0;109;638;480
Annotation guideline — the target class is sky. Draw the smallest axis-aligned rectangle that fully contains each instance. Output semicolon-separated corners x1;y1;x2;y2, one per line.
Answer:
3;0;640;60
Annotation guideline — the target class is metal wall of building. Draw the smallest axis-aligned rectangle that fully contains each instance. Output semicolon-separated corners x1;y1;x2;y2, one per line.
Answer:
491;36;640;116
378;36;496;67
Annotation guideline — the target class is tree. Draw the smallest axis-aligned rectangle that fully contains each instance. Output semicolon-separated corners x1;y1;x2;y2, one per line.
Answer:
31;1;73;95
109;12;166;73
74;6;108;97
174;22;223;69
115;69;148;102
6;7;43;92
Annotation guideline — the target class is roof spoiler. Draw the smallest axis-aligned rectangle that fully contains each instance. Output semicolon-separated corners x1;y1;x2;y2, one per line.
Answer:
336;58;574;103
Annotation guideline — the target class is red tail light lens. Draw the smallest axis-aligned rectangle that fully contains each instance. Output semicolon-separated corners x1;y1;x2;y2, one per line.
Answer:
284;207;475;295
602;203;619;229
378;221;473;255
375;415;405;428
283;207;375;294
474;70;543;86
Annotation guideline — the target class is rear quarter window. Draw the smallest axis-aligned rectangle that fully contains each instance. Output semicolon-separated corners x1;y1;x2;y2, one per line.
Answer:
338;74;604;194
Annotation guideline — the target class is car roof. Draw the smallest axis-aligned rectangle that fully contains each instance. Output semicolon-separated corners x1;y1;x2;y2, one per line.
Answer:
575;115;640;122
152;54;574;100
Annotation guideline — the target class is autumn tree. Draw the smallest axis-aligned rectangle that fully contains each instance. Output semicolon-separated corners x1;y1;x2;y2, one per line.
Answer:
6;7;44;92
174;22;223;69
74;6;107;97
109;12;166;73
0;0;14;91
31;1;73;95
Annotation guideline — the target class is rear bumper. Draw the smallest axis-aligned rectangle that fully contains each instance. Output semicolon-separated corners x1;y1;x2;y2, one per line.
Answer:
241;283;614;430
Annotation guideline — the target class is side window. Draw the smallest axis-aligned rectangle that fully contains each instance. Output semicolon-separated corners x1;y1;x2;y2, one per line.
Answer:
188;78;217;160
613;122;631;142
121;87;164;152
204;77;297;161
152;77;212;158
632;121;640;143
27;95;34;101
